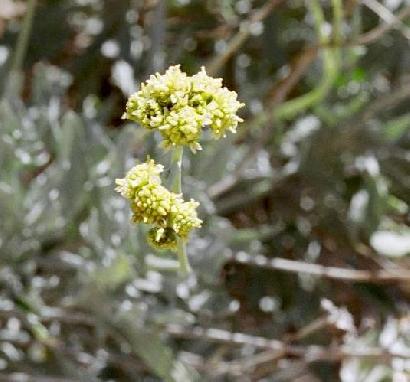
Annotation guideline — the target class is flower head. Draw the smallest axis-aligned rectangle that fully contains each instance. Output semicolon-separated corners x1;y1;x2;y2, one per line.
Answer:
115;158;202;251
123;65;244;152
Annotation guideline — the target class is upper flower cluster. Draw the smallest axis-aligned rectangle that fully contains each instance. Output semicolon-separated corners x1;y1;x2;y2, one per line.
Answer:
123;65;244;152
115;158;202;250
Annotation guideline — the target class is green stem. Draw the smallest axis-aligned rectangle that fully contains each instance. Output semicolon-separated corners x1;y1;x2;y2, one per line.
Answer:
11;0;37;73
273;0;338;121
171;146;191;276
332;0;343;46
171;146;183;194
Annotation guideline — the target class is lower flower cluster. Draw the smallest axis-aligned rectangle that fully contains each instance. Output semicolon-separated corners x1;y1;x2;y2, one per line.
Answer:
115;159;202;250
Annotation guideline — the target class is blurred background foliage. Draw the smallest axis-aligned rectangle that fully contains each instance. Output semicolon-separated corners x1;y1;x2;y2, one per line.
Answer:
0;0;410;381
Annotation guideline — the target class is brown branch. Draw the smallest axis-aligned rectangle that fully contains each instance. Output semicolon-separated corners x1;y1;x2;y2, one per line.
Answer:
226;252;410;284
360;79;410;122
207;0;285;75
166;323;283;350
357;5;410;44
165;323;410;361
362;0;410;40
267;46;320;104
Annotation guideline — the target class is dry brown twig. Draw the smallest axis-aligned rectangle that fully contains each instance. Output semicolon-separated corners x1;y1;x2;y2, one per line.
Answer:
357;4;410;44
362;0;410;40
226;251;410;284
165;323;410;362
207;0;285;76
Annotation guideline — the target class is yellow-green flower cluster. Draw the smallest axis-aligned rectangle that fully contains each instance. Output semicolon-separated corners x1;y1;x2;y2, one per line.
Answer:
123;65;244;152
115;159;202;250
